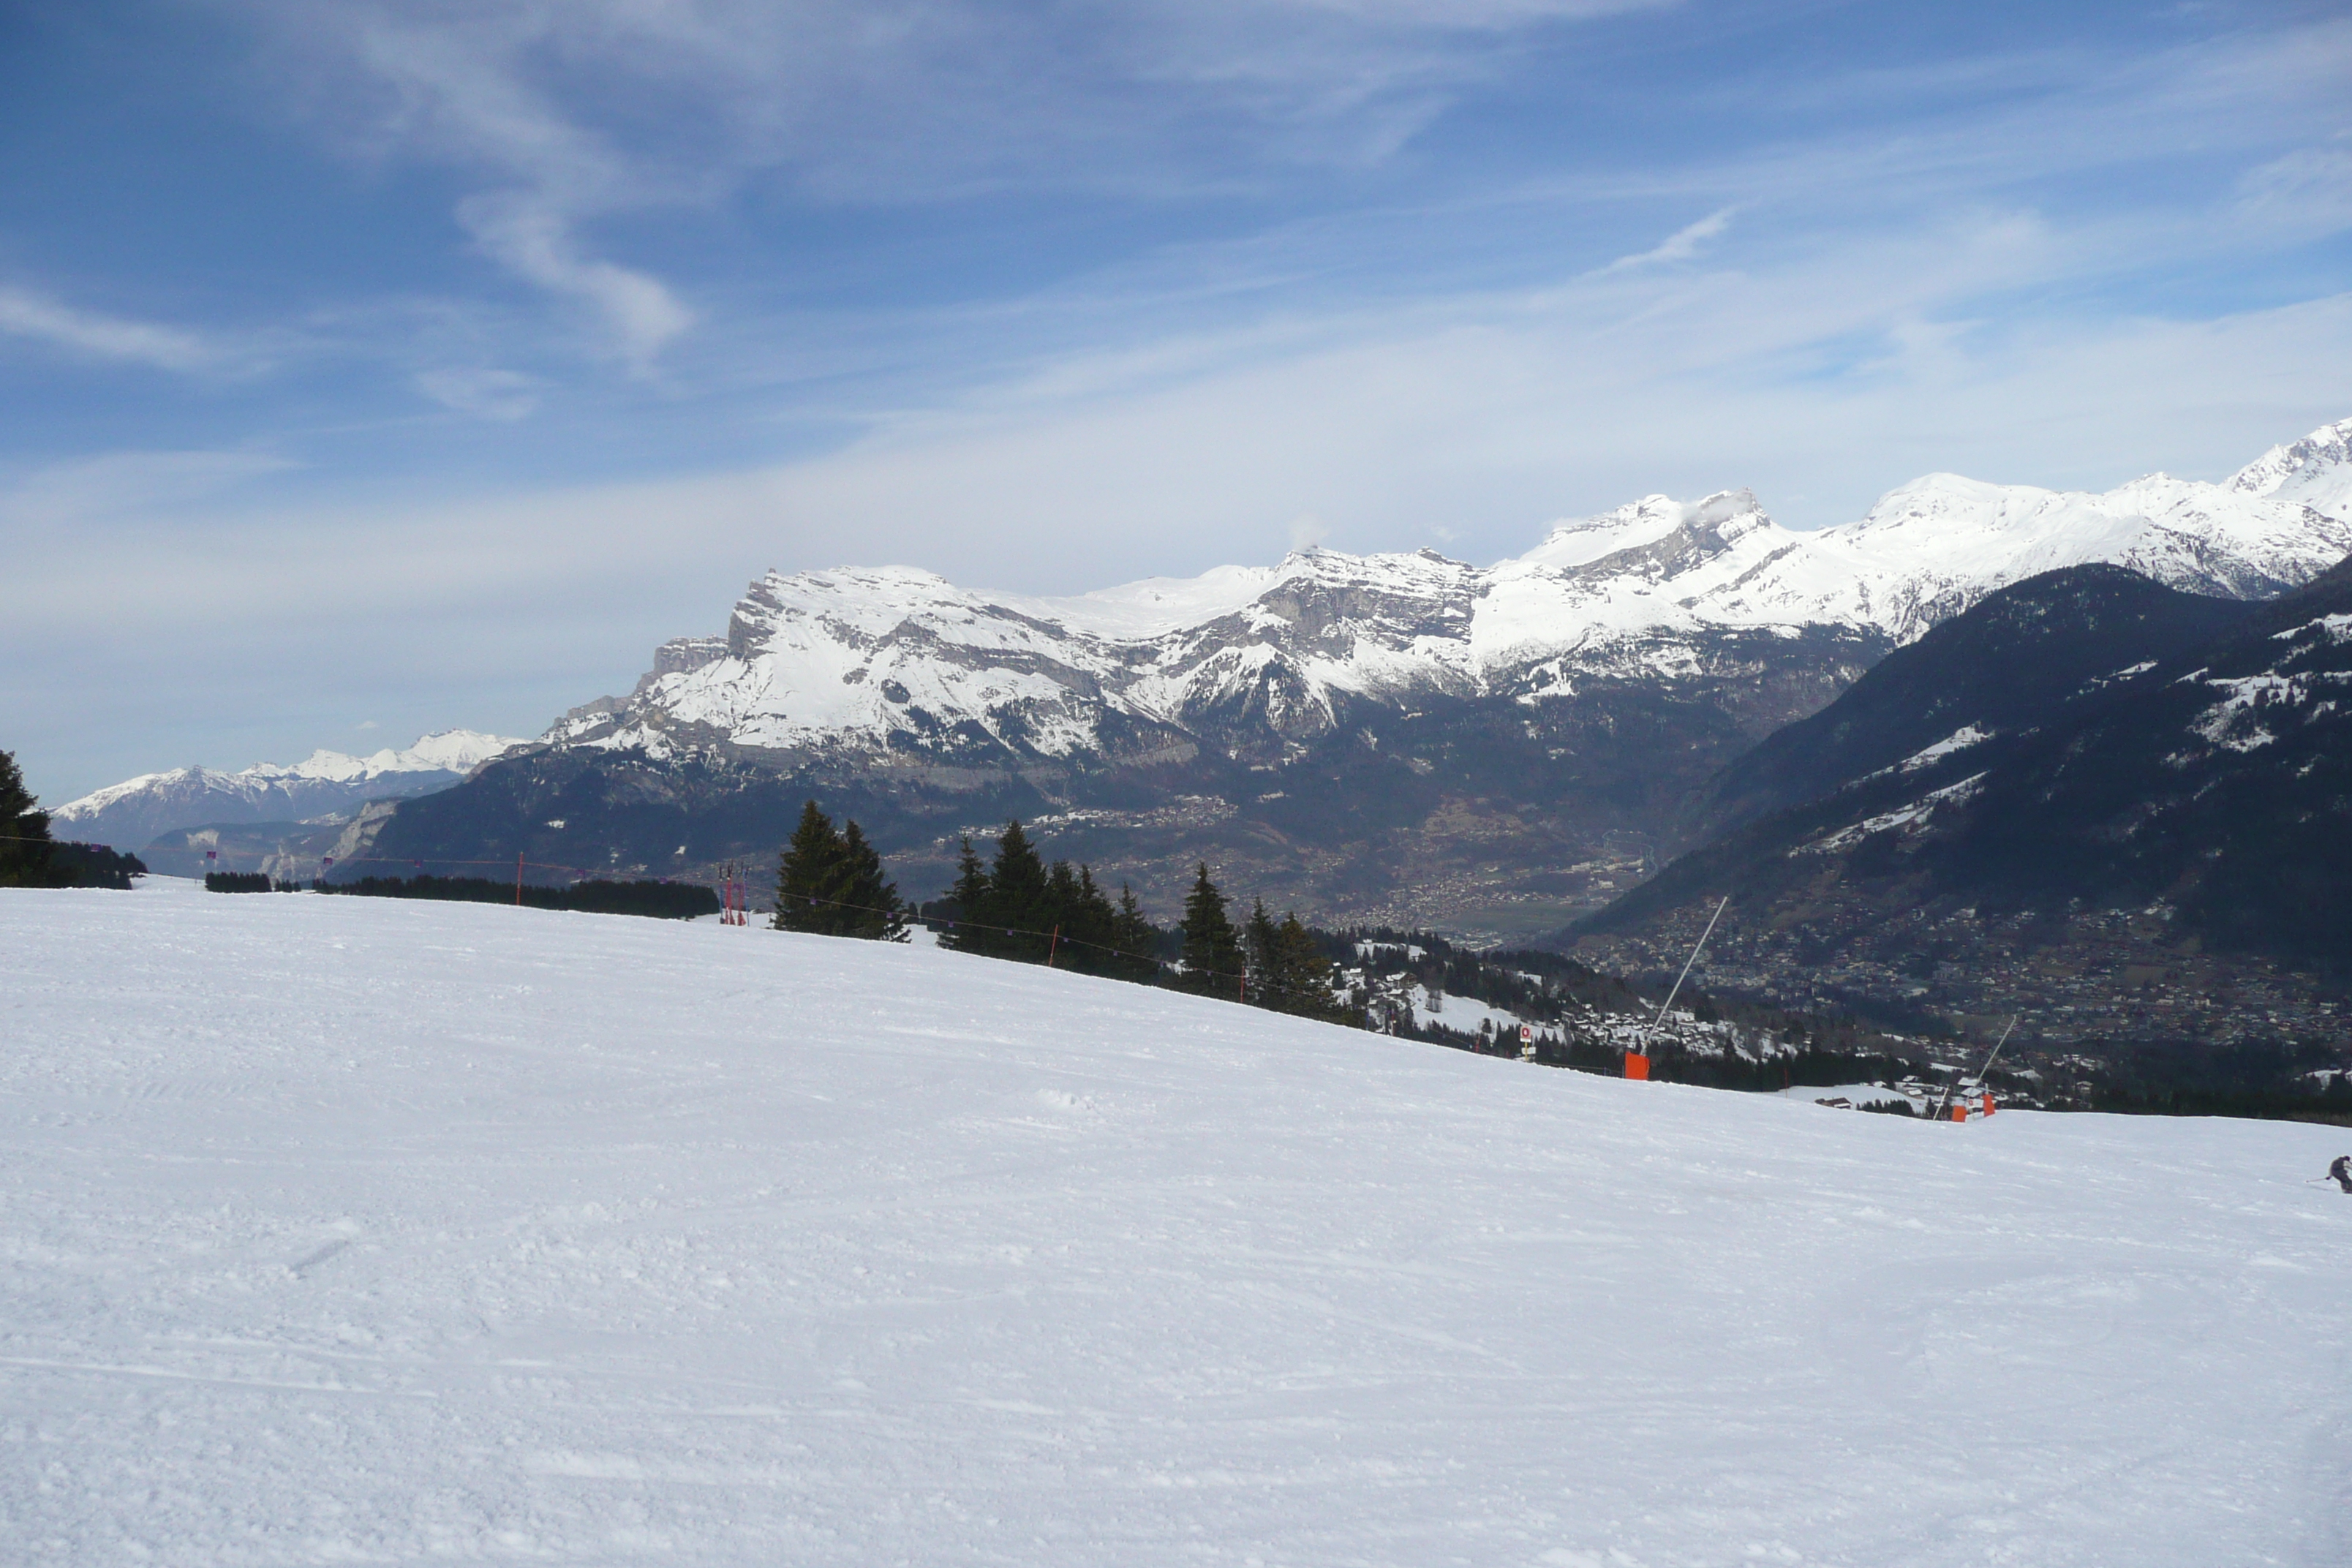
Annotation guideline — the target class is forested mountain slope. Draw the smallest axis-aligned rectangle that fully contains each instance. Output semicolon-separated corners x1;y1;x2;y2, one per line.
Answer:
1569;554;2352;1039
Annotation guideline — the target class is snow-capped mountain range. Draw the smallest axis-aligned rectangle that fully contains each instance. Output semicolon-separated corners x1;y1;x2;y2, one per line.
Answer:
552;420;2352;771
61;417;2352;925
52;731;526;852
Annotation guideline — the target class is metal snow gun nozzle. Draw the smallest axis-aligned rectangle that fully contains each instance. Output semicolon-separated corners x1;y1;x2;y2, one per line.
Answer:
1937;1017;2019;1123
1627;894;1728;1081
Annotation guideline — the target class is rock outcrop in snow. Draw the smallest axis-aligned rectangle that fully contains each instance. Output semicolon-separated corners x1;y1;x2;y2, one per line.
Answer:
53;730;527;851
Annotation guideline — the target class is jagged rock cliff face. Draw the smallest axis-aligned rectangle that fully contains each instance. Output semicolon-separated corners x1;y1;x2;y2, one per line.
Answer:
367;422;2352;936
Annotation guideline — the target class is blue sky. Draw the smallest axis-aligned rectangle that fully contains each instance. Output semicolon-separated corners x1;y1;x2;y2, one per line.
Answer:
4;0;2348;801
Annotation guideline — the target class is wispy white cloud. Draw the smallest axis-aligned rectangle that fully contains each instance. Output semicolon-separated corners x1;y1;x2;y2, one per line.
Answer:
455;194;693;370
2237;137;2352;238
221;0;1659;366
0;286;212;372
0;449;293;526
1596;207;1735;274
192;3;2351;404
336;8;698;365
412;363;541;421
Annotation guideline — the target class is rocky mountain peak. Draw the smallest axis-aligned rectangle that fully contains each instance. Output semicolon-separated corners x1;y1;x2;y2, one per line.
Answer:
2228;416;2352;519
1517;489;1774;573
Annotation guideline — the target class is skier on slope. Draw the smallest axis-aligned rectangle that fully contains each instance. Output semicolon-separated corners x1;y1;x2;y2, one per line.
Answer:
2329;1156;2352;1194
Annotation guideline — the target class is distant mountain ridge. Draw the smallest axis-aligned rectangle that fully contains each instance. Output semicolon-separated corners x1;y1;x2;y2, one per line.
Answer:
547;442;2351;774
1676;564;2257;844
52;731;527;852
350;417;2352;933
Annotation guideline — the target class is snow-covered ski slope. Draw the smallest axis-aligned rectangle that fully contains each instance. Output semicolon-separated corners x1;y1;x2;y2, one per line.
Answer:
5;881;2347;1567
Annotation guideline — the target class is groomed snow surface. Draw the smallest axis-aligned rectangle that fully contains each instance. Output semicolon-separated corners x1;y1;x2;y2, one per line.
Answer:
5;882;2347;1567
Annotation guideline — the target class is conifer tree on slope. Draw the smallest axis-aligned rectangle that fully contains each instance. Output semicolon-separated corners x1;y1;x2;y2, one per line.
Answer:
774;802;846;933
1272;912;1347;1022
1233;894;1350;1019
835;821;909;941
1074;865;1121;969
1243;898;1281;1006
985;821;1054;962
1179;863;1242;997
938;820;1163;980
1050;863;1127;976
0;750;64;889
1109;884;1161;983
943;821;1048;959
773;800;907;941
941;837;994;954
1046;859;1083;951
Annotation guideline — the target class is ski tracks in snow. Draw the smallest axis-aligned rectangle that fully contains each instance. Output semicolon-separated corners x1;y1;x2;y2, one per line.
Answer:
4;879;2350;1566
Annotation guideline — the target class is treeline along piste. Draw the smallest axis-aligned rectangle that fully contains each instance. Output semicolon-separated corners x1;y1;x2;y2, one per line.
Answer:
317;873;720;919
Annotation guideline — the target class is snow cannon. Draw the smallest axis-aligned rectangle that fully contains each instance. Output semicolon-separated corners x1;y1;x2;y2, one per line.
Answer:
1624;895;1725;1088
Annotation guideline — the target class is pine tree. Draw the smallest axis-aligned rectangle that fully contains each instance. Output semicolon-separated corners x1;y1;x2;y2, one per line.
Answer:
1178;862;1241;997
1044;859;1082;960
773;801;848;933
1044;864;1124;974
941;837;994;952
772;801;907;940
987;821;1053;962
1272;912;1346;1021
935;823;1163;983
0;750;64;889
836;821;910;941
1109;883;1163;984
1243;898;1281;1008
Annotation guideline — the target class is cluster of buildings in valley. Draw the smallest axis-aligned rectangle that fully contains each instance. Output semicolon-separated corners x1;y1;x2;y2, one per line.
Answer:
1339;943;2087;1109
1575;902;2345;1051
1335;938;1994;1093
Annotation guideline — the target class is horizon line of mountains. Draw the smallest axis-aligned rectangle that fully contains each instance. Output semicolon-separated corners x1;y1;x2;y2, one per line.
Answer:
46;415;2352;1044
